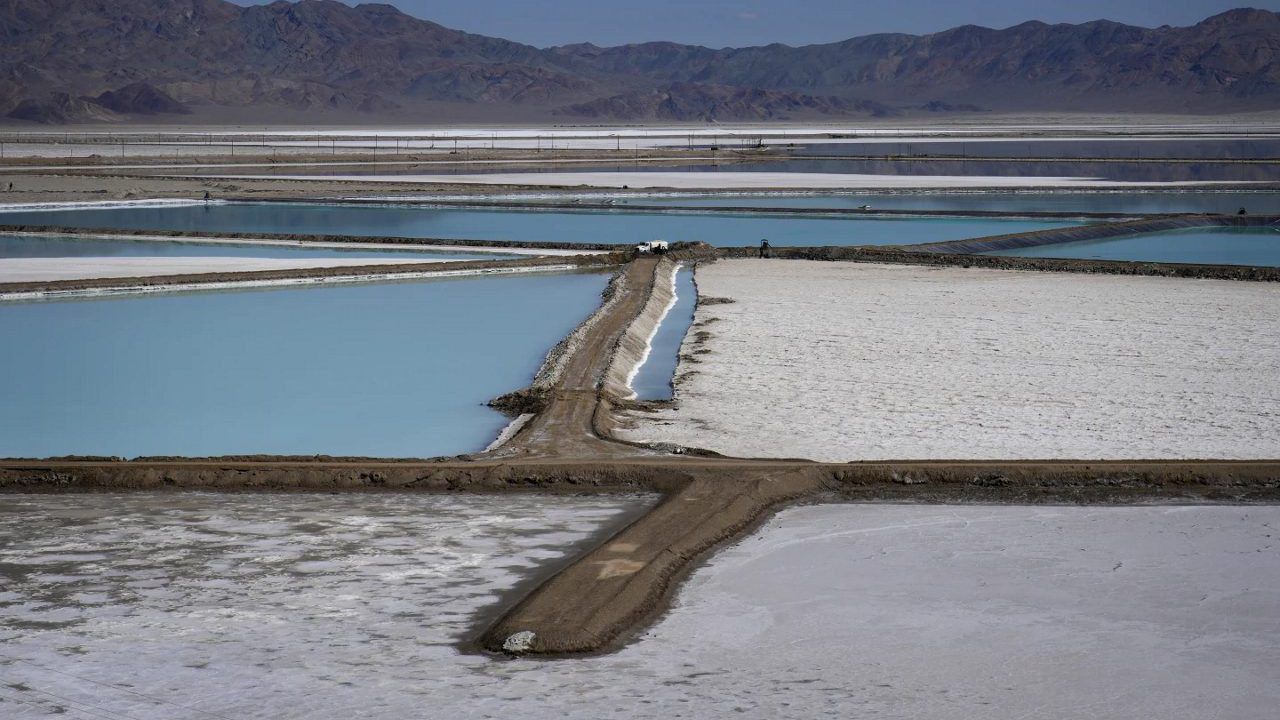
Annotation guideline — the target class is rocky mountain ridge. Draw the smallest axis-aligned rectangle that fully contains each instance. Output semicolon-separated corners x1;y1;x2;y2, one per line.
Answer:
1;1;1275;123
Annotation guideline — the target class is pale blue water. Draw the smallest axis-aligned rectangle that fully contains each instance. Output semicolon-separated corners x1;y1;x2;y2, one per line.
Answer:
987;227;1280;266
613;192;1280;215
631;265;696;401
0;203;1077;248
0;233;504;260
0;272;610;458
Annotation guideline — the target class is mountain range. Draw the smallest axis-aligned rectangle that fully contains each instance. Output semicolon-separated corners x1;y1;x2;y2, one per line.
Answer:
1;0;1277;124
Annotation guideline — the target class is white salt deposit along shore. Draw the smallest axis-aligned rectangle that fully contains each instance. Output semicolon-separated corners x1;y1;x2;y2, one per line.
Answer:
3;231;591;257
1;263;581;301
0;255;465;283
620;259;1280;460
221;171;1263;190
0;198;220;212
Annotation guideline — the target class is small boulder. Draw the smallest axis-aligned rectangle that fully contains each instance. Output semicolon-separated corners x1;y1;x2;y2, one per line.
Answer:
501;630;537;655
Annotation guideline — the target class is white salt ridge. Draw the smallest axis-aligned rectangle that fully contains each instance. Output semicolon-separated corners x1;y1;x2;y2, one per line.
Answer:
624;262;682;399
0;198;223;212
0;255;467;283
2;230;588;256
483;413;535;452
0;263;581;302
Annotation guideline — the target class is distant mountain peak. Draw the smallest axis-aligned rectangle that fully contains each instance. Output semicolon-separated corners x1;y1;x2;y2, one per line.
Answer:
1;1;1276;124
1198;7;1280;25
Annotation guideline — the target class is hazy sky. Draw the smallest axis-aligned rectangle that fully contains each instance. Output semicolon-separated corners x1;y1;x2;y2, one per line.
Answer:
234;0;1274;47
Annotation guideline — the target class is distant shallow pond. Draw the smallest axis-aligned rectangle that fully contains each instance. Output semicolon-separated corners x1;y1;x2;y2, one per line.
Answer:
986;226;1280;266
0;202;1080;248
0;233;508;261
606;190;1280;215
0;271;609;458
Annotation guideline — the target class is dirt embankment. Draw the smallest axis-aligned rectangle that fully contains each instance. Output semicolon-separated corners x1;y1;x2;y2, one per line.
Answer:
5;457;1278;499
0;252;624;297
716;245;1280;282
6;455;1279;657
475;456;1280;654
489;269;631;417
0;459;682;495
484;256;663;460
5;453;1280;658
0;223;630;252
478;468;820;654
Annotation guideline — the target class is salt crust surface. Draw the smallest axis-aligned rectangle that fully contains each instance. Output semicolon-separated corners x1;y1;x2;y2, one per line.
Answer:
5;498;1274;719
636;504;1280;720
622;259;1280;460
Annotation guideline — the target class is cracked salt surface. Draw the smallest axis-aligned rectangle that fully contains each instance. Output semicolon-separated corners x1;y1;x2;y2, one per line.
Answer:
624;259;1280;460
7;498;1275;718
0;493;651;719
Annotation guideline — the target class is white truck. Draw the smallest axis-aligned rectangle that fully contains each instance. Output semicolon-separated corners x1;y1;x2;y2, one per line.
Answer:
635;240;669;255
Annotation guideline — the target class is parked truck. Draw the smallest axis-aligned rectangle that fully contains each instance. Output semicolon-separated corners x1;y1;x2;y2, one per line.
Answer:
635;240;669;255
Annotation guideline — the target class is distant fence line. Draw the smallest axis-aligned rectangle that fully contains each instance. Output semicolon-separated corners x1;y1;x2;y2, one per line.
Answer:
0;132;771;155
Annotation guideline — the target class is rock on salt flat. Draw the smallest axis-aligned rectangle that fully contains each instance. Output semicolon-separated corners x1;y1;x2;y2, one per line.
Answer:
620;259;1280;460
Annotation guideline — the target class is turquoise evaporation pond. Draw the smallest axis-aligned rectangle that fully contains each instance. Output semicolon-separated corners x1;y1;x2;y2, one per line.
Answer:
0;203;1077;248
0;233;505;260
0;272;609;458
630;265;696;401
612;192;1280;215
985;227;1280;266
